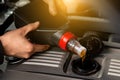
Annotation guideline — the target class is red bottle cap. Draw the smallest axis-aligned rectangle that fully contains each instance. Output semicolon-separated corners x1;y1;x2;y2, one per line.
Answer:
59;32;76;50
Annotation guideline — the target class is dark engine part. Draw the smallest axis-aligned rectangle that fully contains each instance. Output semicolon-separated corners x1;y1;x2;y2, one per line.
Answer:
72;58;101;76
6;56;24;65
0;14;14;35
72;31;103;76
79;32;104;56
0;0;9;13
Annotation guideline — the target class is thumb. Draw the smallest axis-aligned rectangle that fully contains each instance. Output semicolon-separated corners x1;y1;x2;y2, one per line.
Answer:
21;21;40;36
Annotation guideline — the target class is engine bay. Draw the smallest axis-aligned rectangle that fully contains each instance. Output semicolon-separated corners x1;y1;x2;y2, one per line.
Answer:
1;0;120;80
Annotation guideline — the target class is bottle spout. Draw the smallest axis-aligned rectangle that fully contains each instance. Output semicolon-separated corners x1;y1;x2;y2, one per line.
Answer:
67;39;87;61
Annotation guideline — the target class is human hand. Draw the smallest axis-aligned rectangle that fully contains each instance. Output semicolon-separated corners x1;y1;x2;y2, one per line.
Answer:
43;0;92;15
0;21;49;59
43;0;66;16
63;0;91;14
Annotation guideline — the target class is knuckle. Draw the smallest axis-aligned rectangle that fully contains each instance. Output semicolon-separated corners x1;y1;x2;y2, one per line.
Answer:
26;44;34;53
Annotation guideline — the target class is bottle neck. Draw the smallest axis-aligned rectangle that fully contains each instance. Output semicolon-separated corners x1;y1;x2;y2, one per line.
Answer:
67;39;86;59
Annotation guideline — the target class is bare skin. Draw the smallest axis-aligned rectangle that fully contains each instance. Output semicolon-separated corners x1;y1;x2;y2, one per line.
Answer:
43;0;90;15
0;21;49;58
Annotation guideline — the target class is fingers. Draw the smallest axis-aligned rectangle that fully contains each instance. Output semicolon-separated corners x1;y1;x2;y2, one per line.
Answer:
43;0;67;16
13;53;31;59
10;44;50;59
20;21;40;36
54;0;67;15
32;44;50;53
22;44;50;58
48;0;57;16
25;44;49;58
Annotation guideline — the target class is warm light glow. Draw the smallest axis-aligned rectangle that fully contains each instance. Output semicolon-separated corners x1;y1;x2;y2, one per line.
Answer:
63;0;73;4
63;0;78;13
63;0;91;14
